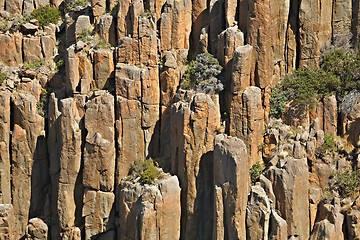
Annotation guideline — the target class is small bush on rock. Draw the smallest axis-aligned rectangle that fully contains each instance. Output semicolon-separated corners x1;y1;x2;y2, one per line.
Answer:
329;169;360;199
270;68;340;117
30;5;60;27
181;53;223;93
129;159;162;185
249;161;265;185
316;134;337;157
0;71;7;85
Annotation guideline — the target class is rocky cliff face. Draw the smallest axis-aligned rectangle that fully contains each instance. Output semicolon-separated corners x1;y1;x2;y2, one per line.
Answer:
0;0;359;239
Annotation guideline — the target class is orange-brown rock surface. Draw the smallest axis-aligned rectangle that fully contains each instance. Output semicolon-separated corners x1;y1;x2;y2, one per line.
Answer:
0;0;359;239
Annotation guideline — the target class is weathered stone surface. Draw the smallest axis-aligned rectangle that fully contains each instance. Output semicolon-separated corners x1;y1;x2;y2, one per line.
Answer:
23;36;43;63
98;13;116;46
159;0;191;51
65;46;80;93
115;96;144;182
266;158;310;240
117;175;181;240
231;86;264;166
11;124;33;239
213;134;249;240
11;89;48;239
83;190;115;239
0;33;22;66
25;218;48;240
323;95;337;136
57;97;84;233
346;210;360;240
83;91;115;192
160;51;181;107
269;209;287;240
209;0;225;54
91;0;106;18
138;17;158;66
231;45;253;94
94;49;115;90
217;26;244;80
41;34;56;62
5;0;22;14
332;0;352;46
0;204;14;239
247;0;274;88
0;91;11;204
299;0;333;66
75;15;91;40
246;185;271;240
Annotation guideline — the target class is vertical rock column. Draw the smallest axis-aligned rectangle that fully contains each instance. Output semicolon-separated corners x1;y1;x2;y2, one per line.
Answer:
213;134;249;240
57;97;85;238
299;0;333;66
170;92;220;239
83;91;116;239
0;90;11;204
266;157;310;240
11;86;48;239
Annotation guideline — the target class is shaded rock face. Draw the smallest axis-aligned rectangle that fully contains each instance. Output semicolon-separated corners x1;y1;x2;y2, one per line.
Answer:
0;0;359;239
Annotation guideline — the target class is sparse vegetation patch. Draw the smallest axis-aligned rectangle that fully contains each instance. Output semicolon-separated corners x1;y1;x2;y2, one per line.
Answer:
129;159;162;185
329;169;360;199
23;59;45;70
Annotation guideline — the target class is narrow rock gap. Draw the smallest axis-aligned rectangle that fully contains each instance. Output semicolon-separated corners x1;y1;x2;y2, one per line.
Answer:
9;98;14;204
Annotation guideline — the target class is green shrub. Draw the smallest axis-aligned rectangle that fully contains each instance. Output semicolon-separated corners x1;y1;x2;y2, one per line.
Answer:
30;5;60;27
66;0;90;11
270;87;287;118
129;159;162;184
330;169;360;199
23;59;45;70
249;162;265;185
0;71;7;85
316;134;337;157
270;68;340;117
140;10;155;19
77;29;92;42
321;49;360;96
181;53;223;93
37;88;48;117
55;58;65;71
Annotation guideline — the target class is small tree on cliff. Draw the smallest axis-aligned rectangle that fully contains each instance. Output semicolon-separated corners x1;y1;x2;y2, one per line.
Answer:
181;53;223;93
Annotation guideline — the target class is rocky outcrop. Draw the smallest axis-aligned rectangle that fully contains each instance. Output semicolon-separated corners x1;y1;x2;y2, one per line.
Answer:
0;204;14;239
117;175;181;240
25;218;48;240
246;185;271;240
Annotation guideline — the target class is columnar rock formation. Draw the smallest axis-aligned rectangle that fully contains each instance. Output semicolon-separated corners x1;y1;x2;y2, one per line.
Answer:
0;0;359;239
